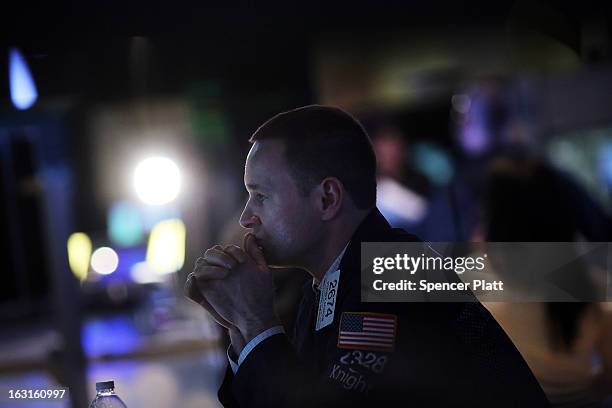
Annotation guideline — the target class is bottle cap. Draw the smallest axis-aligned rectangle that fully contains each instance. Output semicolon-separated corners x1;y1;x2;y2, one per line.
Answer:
95;381;114;391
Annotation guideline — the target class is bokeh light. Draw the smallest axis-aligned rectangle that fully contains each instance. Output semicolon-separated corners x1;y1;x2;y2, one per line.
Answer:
108;201;144;247
456;92;490;156
412;143;454;186
129;261;164;284
377;178;427;223
451;94;471;114
67;232;93;281
91;247;120;275
140;204;181;232
146;219;186;274
599;142;612;186
133;157;181;205
9;48;38;110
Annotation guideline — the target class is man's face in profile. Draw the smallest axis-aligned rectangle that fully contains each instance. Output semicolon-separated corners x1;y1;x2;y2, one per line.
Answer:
239;139;320;267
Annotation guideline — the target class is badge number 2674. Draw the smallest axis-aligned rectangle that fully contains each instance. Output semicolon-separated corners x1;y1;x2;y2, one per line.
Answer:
316;269;340;331
324;280;337;318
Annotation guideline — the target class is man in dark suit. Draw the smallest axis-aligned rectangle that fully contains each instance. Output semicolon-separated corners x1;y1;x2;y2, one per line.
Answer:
185;105;549;407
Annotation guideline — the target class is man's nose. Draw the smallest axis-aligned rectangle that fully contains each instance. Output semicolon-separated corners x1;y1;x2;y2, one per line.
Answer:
239;206;261;229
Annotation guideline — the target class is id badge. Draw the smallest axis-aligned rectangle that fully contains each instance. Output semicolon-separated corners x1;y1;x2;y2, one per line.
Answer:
315;269;340;331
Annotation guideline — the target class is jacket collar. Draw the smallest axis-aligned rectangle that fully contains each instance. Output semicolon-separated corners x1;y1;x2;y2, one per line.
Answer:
339;207;395;274
301;207;392;297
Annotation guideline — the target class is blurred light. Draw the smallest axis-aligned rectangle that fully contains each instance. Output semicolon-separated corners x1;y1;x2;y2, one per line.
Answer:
457;95;490;155
146;219;186;274
82;316;142;359
101;246;146;283
451;94;471;114
91;247;119;275
459;121;489;155
67;232;92;281
413;143;454;185
599;142;612;186
9;48;38;110
140;203;181;231
377;177;427;223
108;201;144;247
130;261;164;284
134;157;181;205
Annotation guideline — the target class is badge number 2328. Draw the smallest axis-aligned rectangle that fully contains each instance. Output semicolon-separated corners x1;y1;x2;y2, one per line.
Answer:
340;350;388;374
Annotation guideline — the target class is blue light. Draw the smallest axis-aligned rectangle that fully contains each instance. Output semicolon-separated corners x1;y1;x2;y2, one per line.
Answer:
108;201;145;247
599;142;612;186
97;246;146;284
9;48;38;110
140;203;181;231
412;143;454;186
82;315;142;358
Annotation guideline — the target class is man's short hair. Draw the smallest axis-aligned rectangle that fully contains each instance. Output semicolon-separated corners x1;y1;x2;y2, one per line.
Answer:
250;105;377;210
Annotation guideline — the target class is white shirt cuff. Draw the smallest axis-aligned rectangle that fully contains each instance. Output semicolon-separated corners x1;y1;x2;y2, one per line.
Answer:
227;325;285;374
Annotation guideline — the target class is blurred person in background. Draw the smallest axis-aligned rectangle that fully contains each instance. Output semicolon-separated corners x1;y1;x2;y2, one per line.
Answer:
481;156;612;407
185;105;549;407
371;125;428;237
420;82;509;242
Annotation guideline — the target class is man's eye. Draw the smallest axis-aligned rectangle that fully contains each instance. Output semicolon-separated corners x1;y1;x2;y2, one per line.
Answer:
255;193;266;202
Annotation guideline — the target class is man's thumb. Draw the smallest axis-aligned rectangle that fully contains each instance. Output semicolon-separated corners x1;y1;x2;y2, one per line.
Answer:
243;233;268;270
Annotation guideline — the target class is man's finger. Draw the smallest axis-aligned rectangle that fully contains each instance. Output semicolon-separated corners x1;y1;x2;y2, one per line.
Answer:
184;276;233;328
223;244;247;263
191;265;230;280
184;274;205;303
243;233;268;270
204;247;238;269
197;294;233;328
194;255;210;267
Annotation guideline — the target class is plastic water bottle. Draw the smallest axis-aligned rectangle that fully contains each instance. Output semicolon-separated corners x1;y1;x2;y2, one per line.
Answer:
89;381;127;407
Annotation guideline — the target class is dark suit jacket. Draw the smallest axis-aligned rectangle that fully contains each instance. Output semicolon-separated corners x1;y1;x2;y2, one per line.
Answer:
219;209;550;407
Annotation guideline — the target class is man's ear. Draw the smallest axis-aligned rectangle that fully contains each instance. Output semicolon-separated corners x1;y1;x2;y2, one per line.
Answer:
314;177;344;221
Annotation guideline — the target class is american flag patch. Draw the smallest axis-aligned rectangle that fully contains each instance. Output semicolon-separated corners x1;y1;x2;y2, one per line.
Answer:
337;312;397;352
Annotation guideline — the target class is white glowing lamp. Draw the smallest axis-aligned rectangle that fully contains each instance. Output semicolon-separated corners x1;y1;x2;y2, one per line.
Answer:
134;157;181;205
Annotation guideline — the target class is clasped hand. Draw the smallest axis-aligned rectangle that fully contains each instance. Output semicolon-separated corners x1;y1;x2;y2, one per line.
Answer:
184;233;279;354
